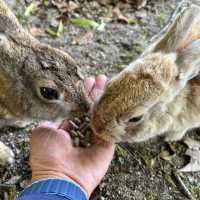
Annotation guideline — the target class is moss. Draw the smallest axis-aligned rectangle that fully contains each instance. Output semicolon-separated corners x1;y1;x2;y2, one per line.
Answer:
190;186;200;198
134;43;145;54
147;191;158;200
157;12;167;27
116;145;129;158
164;172;176;188
116;64;126;71
137;145;151;166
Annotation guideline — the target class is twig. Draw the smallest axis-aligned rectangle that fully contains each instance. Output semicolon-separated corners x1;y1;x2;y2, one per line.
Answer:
173;170;196;200
118;143;147;171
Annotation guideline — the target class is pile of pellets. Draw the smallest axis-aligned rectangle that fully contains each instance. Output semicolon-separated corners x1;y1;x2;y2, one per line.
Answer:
68;115;93;148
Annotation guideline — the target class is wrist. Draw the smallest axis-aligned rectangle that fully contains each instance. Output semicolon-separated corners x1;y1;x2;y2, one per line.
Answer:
32;173;90;198
18;178;88;200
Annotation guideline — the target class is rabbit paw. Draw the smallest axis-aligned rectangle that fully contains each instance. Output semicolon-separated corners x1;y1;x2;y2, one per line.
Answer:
0;141;14;166
165;131;186;142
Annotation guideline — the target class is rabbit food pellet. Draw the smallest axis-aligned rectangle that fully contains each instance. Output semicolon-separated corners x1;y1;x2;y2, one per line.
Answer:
68;115;92;148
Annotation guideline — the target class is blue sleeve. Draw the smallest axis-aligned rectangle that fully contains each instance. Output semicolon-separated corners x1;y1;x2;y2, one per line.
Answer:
16;178;88;200
17;194;70;200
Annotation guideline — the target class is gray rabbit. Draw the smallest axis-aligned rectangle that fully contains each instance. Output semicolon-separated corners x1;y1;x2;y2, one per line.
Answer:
0;0;89;166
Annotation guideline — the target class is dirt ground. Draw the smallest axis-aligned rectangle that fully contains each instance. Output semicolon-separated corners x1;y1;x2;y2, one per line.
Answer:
0;0;200;199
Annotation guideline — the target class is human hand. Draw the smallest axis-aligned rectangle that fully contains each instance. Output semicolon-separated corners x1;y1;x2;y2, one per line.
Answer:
30;75;115;197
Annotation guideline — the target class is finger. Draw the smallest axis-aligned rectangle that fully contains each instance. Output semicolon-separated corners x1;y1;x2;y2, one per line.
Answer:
95;75;107;90
31;126;74;149
38;121;61;130
84;77;95;94
90;75;107;100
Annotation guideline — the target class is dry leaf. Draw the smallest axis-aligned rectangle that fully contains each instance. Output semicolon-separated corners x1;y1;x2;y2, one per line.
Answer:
160;149;175;161
160;143;176;161
179;137;200;172
126;0;147;9
52;0;78;13
29;27;45;37
52;0;68;13
68;1;79;11
113;7;137;24
24;2;39;18
180;149;200;172
183;137;200;150
113;7;130;23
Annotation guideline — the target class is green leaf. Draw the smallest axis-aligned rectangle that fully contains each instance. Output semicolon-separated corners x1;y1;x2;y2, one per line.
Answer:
56;20;64;37
97;22;106;31
46;27;57;37
24;2;37;18
46;21;64;38
71;18;99;28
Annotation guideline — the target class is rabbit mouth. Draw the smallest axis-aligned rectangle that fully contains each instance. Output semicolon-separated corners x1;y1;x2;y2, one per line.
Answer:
105;123;127;143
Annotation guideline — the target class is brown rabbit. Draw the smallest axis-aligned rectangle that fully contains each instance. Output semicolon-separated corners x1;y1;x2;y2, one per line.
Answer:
0;0;90;166
91;3;200;143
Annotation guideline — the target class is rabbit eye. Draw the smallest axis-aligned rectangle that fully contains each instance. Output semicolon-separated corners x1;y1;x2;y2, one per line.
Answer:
40;87;59;100
128;115;143;123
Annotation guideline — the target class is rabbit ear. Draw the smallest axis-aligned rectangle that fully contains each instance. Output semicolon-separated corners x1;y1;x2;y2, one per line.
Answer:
148;4;200;80
145;3;200;54
0;0;29;40
173;4;200;83
143;3;200;101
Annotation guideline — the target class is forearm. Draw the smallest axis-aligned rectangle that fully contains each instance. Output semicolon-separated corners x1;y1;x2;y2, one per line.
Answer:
16;178;88;200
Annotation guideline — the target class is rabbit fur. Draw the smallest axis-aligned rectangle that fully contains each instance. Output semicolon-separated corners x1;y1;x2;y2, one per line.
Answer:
91;3;200;143
0;0;89;165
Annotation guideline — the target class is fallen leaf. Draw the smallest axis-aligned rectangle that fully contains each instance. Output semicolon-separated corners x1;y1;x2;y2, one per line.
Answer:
52;0;68;13
179;149;200;172
113;7;129;23
113;7;137;24
160;143;176;161
52;0;78;14
57;20;64;37
29;27;45;37
46;20;64;37
46;27;57;37
97;22;106;31
179;137;200;172
24;2;38;18
160;149;175;161
183;137;200;150
68;1;79;12
71;18;99;28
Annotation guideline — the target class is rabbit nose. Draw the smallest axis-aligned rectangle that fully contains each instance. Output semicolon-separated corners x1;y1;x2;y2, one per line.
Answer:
78;99;90;113
71;95;91;115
